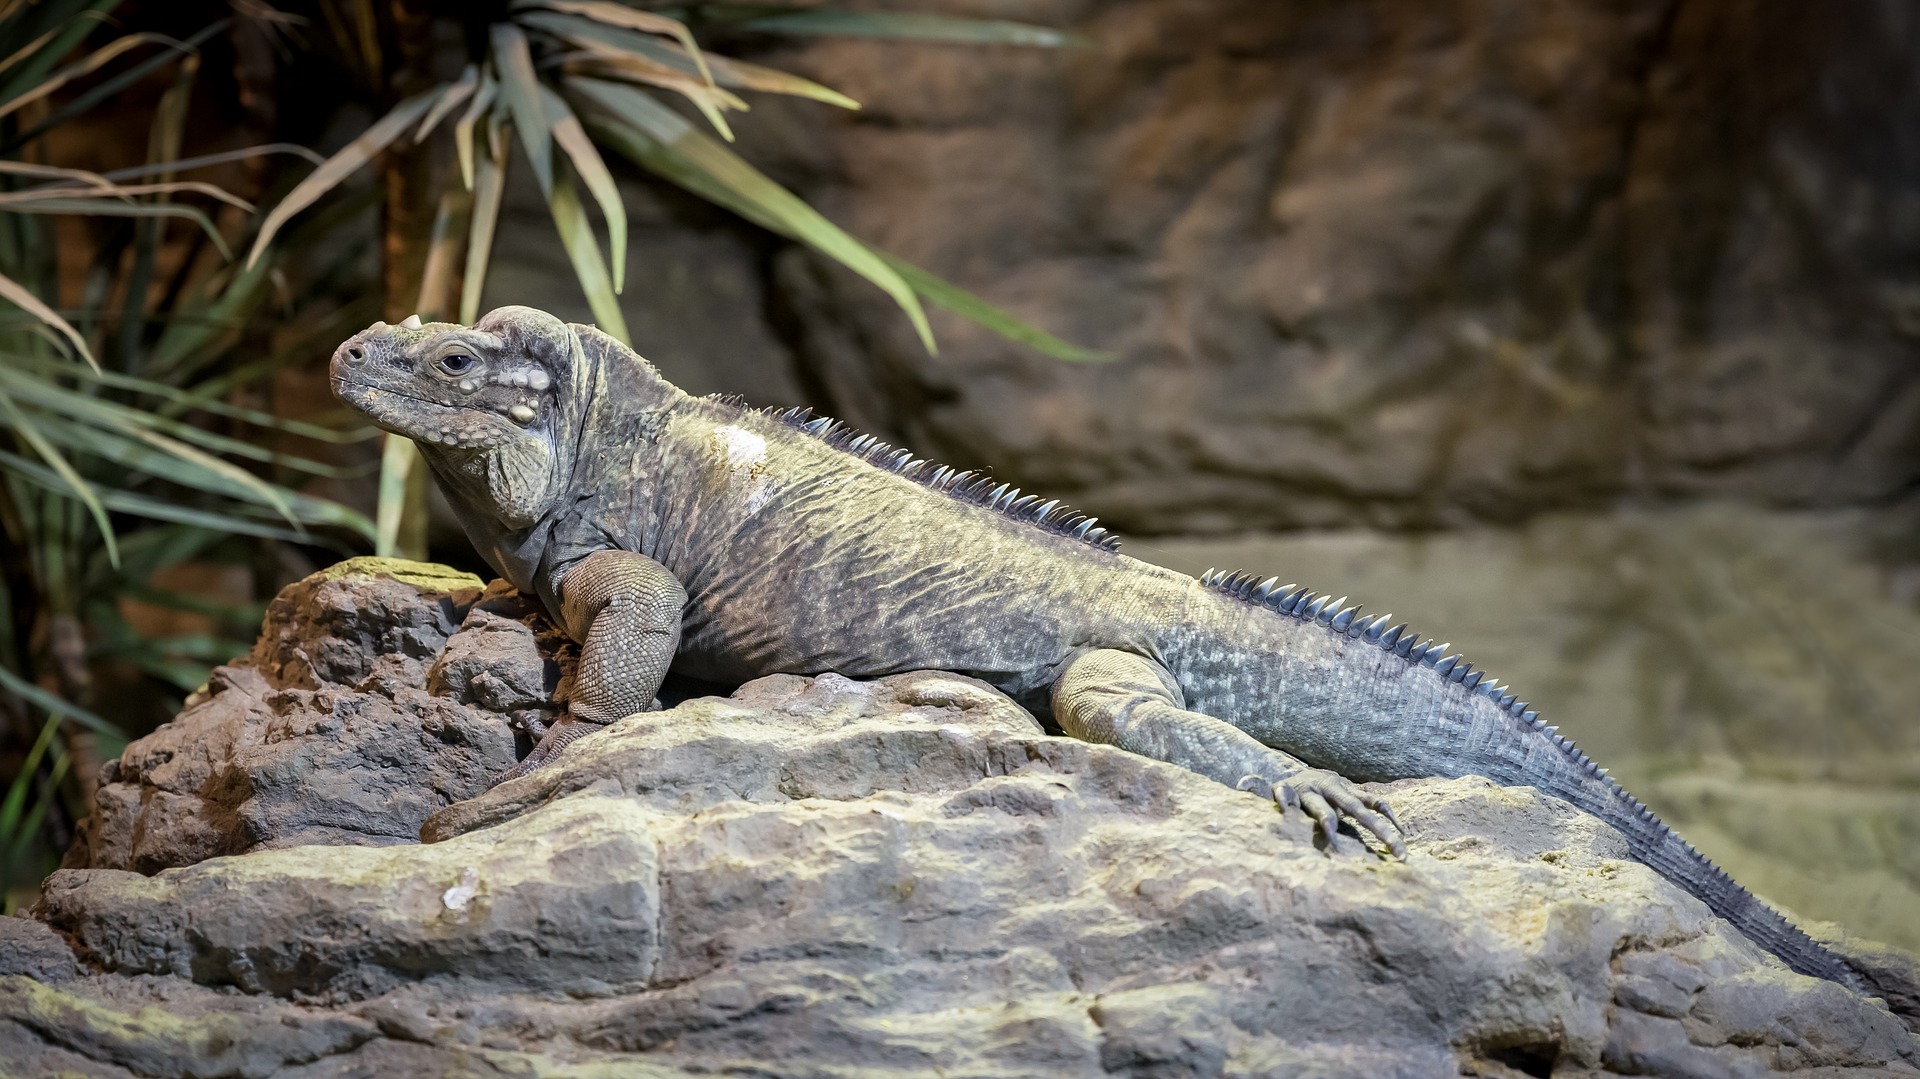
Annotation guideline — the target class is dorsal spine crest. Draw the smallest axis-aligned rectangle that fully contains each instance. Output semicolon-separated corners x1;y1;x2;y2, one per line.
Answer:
760;404;1121;552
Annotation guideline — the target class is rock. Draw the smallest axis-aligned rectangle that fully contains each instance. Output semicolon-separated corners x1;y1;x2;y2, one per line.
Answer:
11;559;1916;1075
0;976;380;1079
64;559;539;872
0;915;76;983
40;792;661;1001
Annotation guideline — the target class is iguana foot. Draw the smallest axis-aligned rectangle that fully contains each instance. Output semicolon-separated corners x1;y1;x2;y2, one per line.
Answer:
491;716;608;787
1238;768;1407;859
507;707;554;739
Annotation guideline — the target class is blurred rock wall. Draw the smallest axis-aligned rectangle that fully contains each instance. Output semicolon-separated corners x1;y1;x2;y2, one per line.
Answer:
485;0;1920;533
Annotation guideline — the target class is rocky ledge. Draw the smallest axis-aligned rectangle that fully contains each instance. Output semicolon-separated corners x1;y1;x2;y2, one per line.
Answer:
5;559;1917;1077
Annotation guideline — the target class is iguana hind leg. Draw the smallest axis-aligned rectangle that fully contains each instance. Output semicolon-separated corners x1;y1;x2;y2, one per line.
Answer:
1051;648;1406;857
494;550;687;786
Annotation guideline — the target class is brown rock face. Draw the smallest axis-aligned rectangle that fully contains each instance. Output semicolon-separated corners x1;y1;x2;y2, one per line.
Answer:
63;559;543;872
493;0;1920;532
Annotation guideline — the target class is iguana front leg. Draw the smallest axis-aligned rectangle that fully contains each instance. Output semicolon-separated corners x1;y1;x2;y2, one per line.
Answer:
1052;648;1406;857
493;550;687;785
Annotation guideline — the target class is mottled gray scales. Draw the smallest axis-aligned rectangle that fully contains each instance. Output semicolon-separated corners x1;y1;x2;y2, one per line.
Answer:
330;305;1865;994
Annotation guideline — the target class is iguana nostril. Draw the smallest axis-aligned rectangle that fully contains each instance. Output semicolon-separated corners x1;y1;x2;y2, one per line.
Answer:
348;347;364;360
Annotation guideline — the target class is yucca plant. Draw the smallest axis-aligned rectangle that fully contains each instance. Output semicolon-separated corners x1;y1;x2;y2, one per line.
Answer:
246;0;1104;558
0;1;378;898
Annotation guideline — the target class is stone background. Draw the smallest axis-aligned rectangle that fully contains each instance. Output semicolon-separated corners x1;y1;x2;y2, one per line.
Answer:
485;0;1920;533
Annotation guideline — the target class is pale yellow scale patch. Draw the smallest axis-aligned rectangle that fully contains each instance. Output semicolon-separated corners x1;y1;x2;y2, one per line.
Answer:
710;424;775;512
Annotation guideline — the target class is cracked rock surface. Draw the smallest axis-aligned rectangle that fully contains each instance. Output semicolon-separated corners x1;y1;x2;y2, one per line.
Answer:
63;558;559;872
8;559;1920;1077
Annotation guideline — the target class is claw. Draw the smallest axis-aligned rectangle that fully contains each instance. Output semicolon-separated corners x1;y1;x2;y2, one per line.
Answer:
1376;799;1403;833
1349;806;1407;860
508;707;553;739
1275;782;1301;811
1297;790;1346;853
1364;797;1408;859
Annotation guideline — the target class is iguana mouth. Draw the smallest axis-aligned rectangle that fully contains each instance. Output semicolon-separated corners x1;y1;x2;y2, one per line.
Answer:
331;375;494;444
332;375;463;417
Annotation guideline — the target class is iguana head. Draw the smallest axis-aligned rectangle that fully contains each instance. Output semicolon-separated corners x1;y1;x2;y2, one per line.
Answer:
330;305;591;528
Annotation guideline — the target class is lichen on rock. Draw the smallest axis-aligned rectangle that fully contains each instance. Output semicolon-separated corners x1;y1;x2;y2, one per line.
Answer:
5;558;1917;1076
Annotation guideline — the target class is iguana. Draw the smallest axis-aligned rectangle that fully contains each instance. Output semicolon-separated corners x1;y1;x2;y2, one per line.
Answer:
330;305;1864;992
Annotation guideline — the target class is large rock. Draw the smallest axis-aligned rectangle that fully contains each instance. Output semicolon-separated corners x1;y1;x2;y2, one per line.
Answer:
485;0;1920;534
8;559;1918;1075
63;558;545;872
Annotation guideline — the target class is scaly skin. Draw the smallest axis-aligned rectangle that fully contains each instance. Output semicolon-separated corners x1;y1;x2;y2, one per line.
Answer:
330;306;1865;992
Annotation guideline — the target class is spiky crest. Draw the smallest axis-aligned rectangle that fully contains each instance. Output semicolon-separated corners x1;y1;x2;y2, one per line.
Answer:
748;402;1122;553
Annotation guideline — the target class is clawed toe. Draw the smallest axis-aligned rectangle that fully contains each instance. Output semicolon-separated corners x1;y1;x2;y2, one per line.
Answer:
489;716;606;789
1296;790;1349;853
1247;770;1409;860
1376;799;1403;832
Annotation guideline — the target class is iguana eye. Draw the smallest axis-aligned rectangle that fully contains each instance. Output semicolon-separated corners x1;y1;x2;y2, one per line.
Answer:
436;354;477;376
